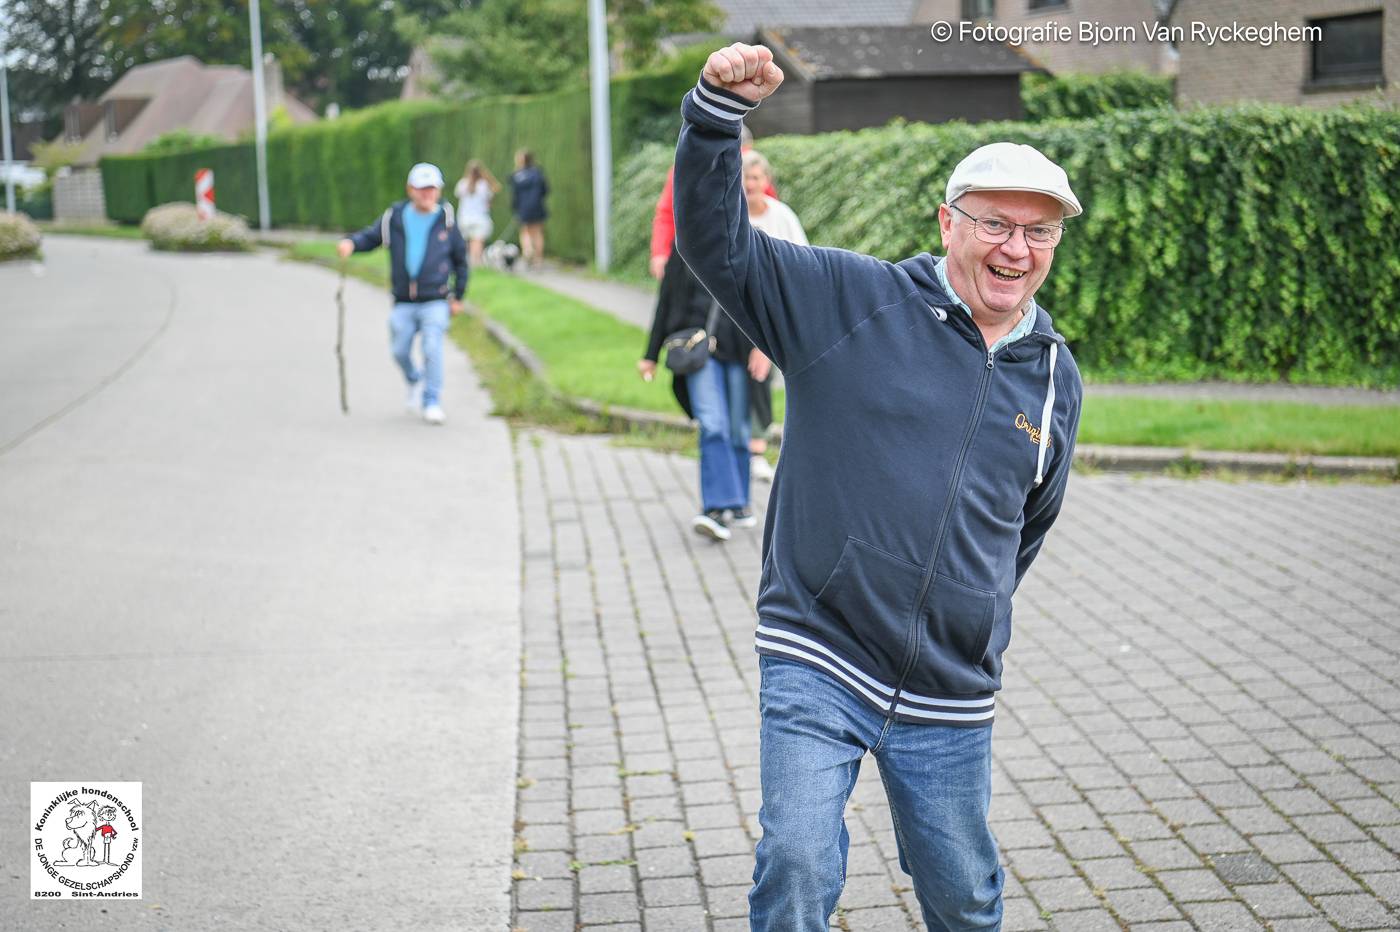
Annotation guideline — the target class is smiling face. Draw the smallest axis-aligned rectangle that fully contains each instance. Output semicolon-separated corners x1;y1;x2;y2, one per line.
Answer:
938;189;1062;324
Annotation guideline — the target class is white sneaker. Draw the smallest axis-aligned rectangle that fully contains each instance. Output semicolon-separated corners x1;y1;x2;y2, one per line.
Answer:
751;454;775;483
691;510;731;541
405;380;424;412
422;404;445;425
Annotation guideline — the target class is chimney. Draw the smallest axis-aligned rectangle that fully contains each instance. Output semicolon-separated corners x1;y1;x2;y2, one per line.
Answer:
262;53;285;111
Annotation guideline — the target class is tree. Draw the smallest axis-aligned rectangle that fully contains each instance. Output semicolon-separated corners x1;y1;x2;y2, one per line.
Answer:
0;0;456;131
609;0;722;70
1;0;115;129
412;0;723;98
406;0;589;98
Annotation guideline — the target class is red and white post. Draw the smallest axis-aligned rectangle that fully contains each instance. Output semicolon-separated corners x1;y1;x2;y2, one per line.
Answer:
194;169;215;220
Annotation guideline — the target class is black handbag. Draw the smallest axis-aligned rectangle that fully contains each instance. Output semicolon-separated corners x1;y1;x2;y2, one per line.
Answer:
662;301;723;376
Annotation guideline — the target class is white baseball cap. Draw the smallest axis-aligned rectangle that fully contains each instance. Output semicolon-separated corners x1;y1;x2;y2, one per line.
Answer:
946;143;1082;218
406;162;445;189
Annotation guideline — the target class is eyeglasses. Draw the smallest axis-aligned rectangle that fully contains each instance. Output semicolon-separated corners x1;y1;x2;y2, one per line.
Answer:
946;202;1064;249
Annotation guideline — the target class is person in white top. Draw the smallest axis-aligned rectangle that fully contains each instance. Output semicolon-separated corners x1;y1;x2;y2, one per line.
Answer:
741;149;807;482
453;159;501;266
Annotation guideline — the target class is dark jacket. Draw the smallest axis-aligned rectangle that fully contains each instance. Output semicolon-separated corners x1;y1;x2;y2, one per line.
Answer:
646;250;756;418
511;167;549;223
674;76;1083;728
348;201;468;303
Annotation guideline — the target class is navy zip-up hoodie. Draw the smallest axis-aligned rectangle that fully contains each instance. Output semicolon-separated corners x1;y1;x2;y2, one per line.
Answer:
348;201;468;303
675;77;1083;727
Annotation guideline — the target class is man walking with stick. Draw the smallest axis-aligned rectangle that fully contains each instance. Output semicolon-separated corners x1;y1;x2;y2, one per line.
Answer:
338;163;468;425
674;43;1085;929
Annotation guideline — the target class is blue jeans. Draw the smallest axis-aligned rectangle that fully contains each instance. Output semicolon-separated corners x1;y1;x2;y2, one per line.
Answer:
389;300;450;406
750;656;1003;931
687;357;750;512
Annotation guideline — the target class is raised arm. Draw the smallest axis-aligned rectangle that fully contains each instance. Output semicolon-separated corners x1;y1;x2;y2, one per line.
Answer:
673;44;911;377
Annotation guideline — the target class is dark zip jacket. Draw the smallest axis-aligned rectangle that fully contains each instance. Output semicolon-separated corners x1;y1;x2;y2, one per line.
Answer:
674;77;1083;727
348;201;468;303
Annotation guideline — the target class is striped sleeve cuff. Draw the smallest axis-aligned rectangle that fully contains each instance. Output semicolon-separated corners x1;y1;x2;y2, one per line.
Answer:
683;76;759;130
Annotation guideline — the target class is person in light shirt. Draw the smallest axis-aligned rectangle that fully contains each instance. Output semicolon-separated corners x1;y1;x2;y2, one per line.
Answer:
740;149;805;482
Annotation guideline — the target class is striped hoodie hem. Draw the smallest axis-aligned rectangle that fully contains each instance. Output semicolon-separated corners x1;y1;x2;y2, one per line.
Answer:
755;623;996;727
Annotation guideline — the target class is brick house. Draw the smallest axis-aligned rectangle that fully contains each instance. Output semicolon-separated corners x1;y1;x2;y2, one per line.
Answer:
912;0;1178;75
1171;1;1394;107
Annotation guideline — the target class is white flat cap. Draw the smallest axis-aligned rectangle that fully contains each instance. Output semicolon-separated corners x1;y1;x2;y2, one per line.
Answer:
406;162;445;189
946;143;1082;218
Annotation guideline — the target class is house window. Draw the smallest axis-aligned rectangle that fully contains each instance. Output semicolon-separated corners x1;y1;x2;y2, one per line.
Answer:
1027;0;1066;11
1309;11;1384;85
962;0;994;20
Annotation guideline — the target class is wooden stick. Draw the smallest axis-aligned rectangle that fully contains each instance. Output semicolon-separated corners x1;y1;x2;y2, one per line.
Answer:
335;262;349;415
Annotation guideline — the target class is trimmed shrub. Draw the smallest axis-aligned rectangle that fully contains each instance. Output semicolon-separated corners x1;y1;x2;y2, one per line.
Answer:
1022;71;1174;121
614;103;1400;386
0;212;42;260
140;203;253;252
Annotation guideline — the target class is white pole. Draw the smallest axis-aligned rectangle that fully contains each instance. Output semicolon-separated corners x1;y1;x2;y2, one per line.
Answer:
1;40;15;214
586;0;611;272
248;0;270;231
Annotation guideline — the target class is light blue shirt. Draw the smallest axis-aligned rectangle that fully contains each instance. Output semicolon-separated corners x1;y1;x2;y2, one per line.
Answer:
402;205;440;279
934;257;1038;355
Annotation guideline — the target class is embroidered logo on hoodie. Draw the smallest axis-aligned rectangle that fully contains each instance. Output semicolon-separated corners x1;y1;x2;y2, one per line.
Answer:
1015;412;1052;447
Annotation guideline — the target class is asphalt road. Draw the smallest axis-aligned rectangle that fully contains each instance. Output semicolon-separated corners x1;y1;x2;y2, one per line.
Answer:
0;237;519;929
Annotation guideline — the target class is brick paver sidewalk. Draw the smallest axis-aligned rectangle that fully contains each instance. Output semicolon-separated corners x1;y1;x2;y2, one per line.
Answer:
509;429;1400;931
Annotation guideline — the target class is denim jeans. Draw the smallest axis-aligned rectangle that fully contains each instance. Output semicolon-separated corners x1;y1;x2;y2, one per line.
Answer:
750;656;1003;931
389;299;450;406
686;357;750;512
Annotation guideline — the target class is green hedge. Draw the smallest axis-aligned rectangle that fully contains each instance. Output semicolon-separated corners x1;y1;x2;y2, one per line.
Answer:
612;103;1400;386
99;48;715;263
1022;71;1174;122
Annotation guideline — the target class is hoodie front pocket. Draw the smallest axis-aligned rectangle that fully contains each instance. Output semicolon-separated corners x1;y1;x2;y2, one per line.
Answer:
919;573;997;690
807;537;926;676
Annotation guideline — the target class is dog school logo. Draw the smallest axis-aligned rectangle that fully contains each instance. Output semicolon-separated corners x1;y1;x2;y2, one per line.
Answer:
31;782;142;899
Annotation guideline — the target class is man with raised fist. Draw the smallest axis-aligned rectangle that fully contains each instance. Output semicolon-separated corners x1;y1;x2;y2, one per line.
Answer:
674;42;1086;930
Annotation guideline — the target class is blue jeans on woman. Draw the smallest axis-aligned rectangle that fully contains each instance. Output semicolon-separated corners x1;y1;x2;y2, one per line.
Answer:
750;656;1003;931
389;299;449;406
687;357;750;512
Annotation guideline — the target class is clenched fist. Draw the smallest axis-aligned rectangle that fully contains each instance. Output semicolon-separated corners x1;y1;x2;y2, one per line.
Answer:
702;43;784;104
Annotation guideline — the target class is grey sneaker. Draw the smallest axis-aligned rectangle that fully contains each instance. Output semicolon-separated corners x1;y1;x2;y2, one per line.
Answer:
692;509;731;541
405;380;424;411
422;404;445;425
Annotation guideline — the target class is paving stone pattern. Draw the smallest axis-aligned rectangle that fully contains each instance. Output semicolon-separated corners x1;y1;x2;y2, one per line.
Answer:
510;430;1400;930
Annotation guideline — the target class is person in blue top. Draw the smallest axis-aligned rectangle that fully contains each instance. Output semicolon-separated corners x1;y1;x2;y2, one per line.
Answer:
338;163;468;425
674;43;1085;930
509;149;549;268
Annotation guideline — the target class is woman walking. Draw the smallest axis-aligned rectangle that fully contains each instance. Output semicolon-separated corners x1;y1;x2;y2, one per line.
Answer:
453;159;500;266
510;149;549;268
740;149;808;482
638;253;763;542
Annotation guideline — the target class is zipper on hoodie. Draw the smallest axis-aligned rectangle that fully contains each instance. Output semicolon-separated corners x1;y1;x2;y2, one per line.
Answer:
888;318;1063;714
887;309;996;714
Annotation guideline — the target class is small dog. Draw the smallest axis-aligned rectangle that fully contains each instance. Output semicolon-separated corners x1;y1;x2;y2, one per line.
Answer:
483;240;521;272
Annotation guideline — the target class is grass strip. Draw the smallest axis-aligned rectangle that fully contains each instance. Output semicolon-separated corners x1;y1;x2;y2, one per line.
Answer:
284;240;1399;459
39;222;145;239
1081;397;1400;458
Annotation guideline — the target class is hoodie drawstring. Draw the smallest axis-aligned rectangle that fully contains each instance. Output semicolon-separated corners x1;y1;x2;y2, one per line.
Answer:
1034;341;1058;487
